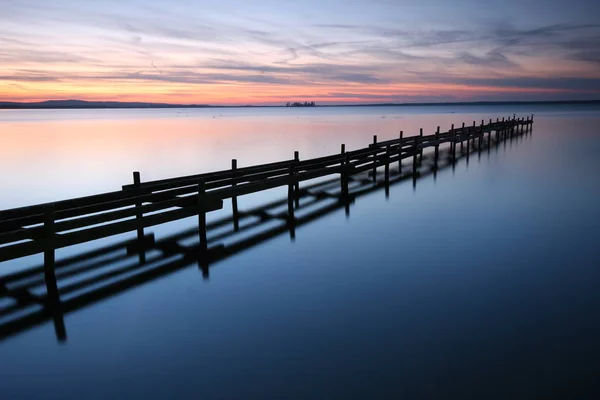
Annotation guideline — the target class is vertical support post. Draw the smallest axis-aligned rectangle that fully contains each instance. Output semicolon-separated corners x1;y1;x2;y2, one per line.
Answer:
294;151;300;208
450;123;455;160
343;150;350;217
530;114;534;135
412;136;418;189
466;126;471;165
434;126;440;167
478;120;484;158
197;180;209;279
231;159;239;231
450;124;456;171
497;119;501;145
512;114;517;137
372;135;377;182
287;163;296;240
384;145;390;198
44;203;66;342
340;143;348;197
460;122;465;153
132;171;146;264
398;131;403;173
384;145;390;184
419;128;424;165
471;121;476;151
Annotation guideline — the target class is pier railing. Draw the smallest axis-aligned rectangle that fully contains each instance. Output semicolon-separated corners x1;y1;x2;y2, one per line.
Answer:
0;116;532;265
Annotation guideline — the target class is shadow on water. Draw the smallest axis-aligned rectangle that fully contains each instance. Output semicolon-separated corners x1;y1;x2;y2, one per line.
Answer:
0;127;532;343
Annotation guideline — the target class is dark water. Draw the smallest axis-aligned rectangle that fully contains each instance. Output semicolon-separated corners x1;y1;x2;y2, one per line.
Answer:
1;105;600;398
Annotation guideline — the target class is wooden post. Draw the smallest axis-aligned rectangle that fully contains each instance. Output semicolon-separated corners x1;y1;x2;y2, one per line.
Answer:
530;114;534;135
294;151;300;208
450;123;455;161
231;159;239;231
496;120;501;145
398;131;403;172
466;126;471;164
287;163;296;240
471;121;476;151
340;144;348;197
372;135;377;182
434;126;440;166
419;128;424;164
132;171;145;264
343;151;350;217
197;180;208;278
460;122;465;153
385;145;390;184
478;121;484;157
412;136;418;188
384;146;390;198
44;203;66;342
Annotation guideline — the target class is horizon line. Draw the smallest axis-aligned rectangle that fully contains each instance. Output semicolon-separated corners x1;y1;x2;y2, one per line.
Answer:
1;98;600;109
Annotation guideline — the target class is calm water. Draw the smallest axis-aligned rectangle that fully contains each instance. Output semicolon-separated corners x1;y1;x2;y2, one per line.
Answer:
1;105;600;399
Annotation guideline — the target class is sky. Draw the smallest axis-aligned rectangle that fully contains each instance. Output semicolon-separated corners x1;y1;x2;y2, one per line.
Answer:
1;0;600;105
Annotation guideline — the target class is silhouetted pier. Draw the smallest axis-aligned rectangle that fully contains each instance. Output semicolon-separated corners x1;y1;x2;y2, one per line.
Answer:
0;115;533;342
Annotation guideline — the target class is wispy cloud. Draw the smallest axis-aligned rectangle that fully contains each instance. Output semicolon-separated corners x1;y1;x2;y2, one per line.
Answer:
1;0;599;103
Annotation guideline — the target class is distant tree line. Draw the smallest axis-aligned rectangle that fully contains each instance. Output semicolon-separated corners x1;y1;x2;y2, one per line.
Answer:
285;101;316;107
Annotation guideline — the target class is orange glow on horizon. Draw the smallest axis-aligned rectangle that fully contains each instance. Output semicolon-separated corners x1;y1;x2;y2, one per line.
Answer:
0;79;585;105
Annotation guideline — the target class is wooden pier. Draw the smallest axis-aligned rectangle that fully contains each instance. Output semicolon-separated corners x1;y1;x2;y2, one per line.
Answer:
0;115;533;341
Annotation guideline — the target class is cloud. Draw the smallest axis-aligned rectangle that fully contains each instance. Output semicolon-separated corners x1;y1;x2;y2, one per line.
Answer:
452;77;600;92
1;0;600;103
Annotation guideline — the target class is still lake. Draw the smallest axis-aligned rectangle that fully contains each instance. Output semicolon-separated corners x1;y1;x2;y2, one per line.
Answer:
1;104;600;399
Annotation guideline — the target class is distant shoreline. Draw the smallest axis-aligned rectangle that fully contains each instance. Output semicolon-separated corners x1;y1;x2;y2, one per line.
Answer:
1;99;599;110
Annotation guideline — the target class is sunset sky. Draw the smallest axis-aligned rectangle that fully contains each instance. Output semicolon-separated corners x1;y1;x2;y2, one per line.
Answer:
1;0;600;105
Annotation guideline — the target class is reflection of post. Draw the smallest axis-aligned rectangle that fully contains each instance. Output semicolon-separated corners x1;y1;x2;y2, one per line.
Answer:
372;135;377;182
231;159;239;231
43;204;67;342
287;163;296;240
398;131;403;173
197;180;209;279
133;171;146;264
294;151;300;208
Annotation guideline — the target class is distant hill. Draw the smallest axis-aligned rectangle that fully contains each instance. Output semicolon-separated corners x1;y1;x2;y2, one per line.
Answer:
0;99;211;109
